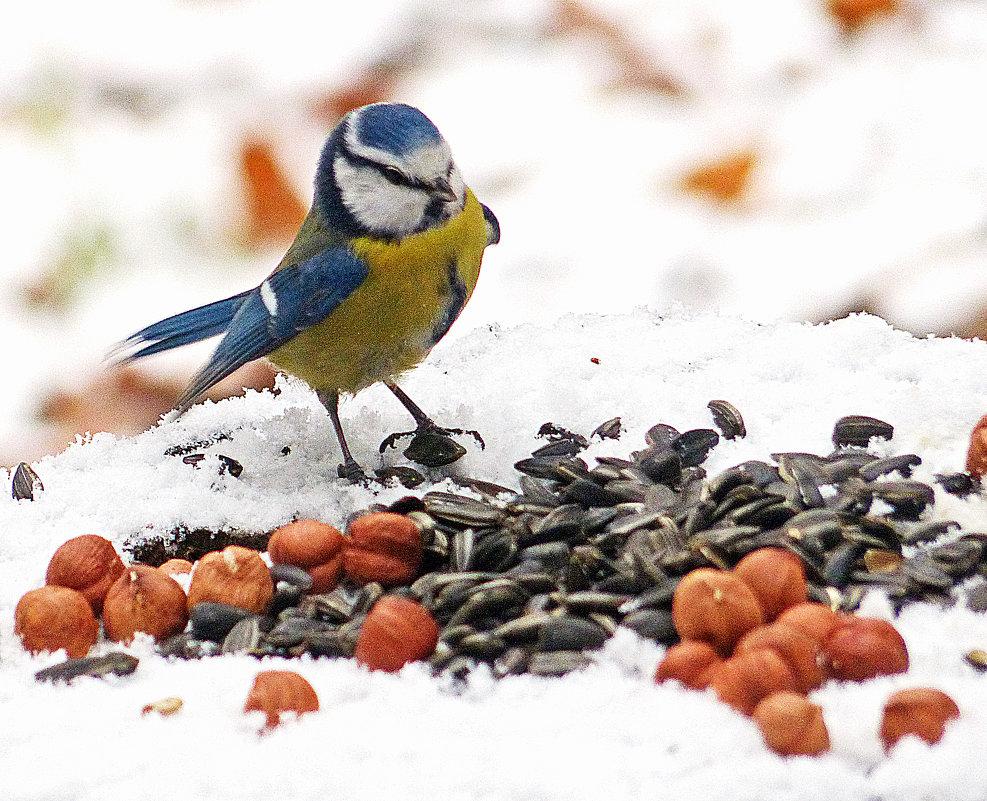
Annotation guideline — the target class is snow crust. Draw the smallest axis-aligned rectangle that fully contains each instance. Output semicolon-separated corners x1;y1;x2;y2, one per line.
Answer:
2;310;987;800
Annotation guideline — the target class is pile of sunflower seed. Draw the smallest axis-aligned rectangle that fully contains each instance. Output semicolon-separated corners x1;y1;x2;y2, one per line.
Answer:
145;403;987;680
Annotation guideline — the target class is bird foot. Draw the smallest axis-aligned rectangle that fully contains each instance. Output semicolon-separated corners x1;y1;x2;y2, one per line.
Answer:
380;423;484;468
336;459;369;483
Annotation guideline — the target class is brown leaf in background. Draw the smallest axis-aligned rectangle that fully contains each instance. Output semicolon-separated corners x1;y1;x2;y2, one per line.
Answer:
551;0;683;96
311;53;409;124
19;361;278;462
240;140;307;247
828;0;900;32
682;149;758;203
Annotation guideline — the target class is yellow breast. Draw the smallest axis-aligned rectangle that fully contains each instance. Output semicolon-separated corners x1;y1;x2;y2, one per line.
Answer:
268;189;489;393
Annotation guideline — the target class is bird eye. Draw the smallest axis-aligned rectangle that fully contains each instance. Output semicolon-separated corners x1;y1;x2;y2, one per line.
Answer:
380;165;405;184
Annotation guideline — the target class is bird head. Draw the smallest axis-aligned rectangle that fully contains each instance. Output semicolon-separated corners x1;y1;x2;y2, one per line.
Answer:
315;103;467;240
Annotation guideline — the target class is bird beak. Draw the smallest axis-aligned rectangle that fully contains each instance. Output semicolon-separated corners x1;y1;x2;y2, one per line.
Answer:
430;177;457;202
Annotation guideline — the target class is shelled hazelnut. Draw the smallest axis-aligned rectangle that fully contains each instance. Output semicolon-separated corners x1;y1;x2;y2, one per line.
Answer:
753;692;830;757
672;568;764;655
268;519;345;593
823;616;908;681
733;548;807;622
158;559;194;577
709;648;800;716
15;586;99;658
654;641;722;690
186;546;273;614
354;595;439;671
344;513;423;587
244;670;319;729
103;566;188;643
45;534;125;614
880;688;959;749
735;622;825;693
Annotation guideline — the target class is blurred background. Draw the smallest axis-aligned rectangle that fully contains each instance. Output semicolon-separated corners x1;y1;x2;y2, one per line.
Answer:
2;0;986;464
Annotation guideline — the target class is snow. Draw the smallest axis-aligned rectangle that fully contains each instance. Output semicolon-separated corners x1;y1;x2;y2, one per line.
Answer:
3;310;987;800
4;0;987;797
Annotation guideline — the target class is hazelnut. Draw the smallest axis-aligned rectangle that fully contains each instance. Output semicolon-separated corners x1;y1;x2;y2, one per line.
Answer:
753;691;830;757
710;649;800;716
672;568;764;655
733;548;807;621
268;519;344;593
15;586;98;658
735;622;825;692
776;603;843;645
244;670;319;729
186;546;273;614
344;513;423;587
966;413;987;479
654;641;722;690
45;534;125;614
354;595;439;672
158;559;194;577
823;616;908;681
880;687;959;749
308;559;345;594
103;565;188;643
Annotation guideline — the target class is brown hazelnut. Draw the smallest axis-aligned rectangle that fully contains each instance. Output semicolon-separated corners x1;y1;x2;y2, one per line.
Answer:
354;595;439;672
15;585;98;658
753;691;831;756
966;414;987;479
776;603;843;645
880;687;959;749
823;616;908;681
103;565;188;643
735;622;825;692
308;559;345;594
244;670;319;729
45;534;125;614
710;648;800;716
654;641;722;690
733;548;807;622
268;519;344;593
186;546;273;614
672;568;764;655
344;512;423;587
158;559;194;577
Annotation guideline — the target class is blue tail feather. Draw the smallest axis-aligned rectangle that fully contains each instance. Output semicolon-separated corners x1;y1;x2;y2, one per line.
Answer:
112;290;251;363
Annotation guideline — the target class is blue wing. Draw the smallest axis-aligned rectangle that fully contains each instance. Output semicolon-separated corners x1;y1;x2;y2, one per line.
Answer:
114;247;369;413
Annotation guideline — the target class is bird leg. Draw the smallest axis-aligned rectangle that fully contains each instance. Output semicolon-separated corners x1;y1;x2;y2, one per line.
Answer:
317;389;367;482
379;381;484;467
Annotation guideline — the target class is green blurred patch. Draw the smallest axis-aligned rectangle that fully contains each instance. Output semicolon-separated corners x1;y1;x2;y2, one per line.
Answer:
23;220;118;311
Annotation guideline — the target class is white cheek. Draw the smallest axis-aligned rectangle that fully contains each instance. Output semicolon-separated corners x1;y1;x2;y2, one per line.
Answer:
335;157;427;237
450;165;466;203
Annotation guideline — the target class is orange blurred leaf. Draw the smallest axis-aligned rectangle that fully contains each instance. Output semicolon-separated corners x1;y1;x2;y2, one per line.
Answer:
551;0;682;96
828;0;899;32
310;54;407;123
240;140;307;246
682;149;758;203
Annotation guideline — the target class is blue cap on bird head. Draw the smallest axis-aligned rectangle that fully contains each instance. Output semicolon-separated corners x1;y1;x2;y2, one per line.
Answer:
351;103;444;156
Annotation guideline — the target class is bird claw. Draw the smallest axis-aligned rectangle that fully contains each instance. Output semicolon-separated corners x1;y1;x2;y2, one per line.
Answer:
380;424;484;468
336;459;369;483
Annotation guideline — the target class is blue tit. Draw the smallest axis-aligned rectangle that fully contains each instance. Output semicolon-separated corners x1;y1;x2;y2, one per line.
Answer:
113;102;499;480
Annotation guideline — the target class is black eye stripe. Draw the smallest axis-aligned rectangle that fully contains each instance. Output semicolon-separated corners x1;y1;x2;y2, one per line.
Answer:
339;142;428;190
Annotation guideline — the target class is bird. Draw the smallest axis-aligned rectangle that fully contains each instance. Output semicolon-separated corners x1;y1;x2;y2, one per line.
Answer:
112;102;499;481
